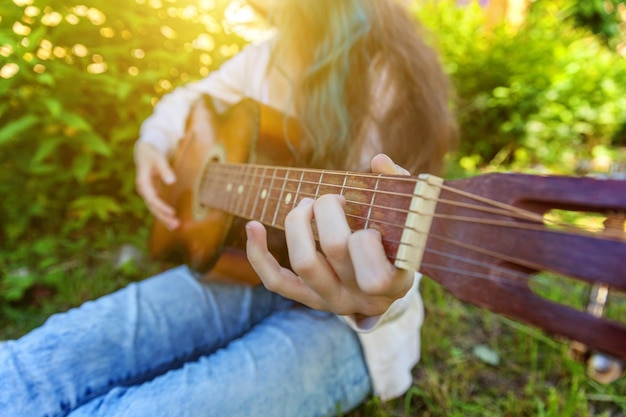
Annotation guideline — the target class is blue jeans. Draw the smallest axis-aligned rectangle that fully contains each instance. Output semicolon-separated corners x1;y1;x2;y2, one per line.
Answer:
0;266;371;417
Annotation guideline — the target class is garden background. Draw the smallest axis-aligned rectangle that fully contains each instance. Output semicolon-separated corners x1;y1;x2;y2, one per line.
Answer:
1;0;626;415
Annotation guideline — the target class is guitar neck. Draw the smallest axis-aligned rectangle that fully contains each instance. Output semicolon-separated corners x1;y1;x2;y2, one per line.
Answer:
197;162;442;272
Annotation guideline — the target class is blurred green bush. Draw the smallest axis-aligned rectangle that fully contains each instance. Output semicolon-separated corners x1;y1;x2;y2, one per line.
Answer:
0;0;245;242
564;0;626;50
0;0;246;300
1;0;625;302
418;0;626;174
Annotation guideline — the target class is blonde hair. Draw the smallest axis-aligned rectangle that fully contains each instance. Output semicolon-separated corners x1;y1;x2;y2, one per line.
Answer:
269;0;458;175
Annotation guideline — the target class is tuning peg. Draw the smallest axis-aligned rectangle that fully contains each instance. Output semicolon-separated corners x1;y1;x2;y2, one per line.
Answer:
587;353;624;384
570;160;626;383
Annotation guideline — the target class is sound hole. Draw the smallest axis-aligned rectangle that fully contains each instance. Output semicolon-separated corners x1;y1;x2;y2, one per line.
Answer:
192;143;226;221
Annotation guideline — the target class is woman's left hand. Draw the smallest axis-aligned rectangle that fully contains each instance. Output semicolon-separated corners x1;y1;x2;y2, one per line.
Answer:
245;154;415;317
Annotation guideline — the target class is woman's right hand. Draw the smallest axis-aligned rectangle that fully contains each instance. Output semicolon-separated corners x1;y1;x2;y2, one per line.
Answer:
134;141;180;230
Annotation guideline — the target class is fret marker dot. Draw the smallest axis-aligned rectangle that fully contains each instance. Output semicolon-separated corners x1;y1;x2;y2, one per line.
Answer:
226;184;232;192
237;185;244;194
261;189;267;199
285;193;292;204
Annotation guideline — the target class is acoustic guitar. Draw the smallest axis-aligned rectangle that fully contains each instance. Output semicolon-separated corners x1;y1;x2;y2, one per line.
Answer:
149;95;626;366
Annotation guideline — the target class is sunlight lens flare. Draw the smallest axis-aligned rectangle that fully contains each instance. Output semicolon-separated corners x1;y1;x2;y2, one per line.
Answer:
224;0;273;41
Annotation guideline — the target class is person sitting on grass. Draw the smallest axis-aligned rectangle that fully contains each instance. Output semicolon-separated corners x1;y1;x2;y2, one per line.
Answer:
0;0;457;416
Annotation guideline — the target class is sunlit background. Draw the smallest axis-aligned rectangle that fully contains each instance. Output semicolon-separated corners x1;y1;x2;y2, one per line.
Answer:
1;0;271;84
2;1;626;415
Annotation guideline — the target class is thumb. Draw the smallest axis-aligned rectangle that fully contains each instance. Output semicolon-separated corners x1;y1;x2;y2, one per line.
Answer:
370;153;411;176
153;155;176;185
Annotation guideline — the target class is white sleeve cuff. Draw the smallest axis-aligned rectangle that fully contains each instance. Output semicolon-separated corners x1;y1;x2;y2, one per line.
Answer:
136;132;174;156
341;272;421;333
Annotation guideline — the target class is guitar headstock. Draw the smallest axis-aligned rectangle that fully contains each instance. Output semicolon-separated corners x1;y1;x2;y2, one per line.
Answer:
421;172;626;369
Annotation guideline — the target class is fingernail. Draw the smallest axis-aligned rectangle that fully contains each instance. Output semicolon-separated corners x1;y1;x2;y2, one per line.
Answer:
365;228;382;240
395;164;410;175
298;197;314;206
245;221;259;237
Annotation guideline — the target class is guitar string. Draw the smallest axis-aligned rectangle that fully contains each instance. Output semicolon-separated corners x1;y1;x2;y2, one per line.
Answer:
200;165;613;236
284;218;560;289
200;166;547;224
193;221;577;293
200;166;623;267
197;165;624;289
203;163;590;231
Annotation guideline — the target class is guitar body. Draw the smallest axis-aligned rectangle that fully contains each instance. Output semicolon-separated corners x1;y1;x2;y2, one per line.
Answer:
148;96;300;285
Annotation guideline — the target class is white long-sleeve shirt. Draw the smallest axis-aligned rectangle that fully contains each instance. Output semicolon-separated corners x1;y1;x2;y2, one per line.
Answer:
138;37;424;401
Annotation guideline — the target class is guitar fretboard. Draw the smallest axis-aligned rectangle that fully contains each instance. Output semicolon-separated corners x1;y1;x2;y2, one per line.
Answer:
196;162;441;271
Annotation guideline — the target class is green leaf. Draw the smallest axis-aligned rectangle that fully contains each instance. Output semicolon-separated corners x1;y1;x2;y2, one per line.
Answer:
0;101;10;118
27;162;58;175
69;195;123;222
0;33;16;45
0;77;17;97
3;216;30;242
32;137;62;163
81;132;112;156
43;98;63;117
2;268;36;302
0;115;39;146
37;72;56;87
109;123;139;144
61;113;92;132
71;153;93;181
116;81;134;101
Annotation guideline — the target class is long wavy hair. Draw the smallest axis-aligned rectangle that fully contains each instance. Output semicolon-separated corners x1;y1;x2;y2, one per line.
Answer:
265;0;458;175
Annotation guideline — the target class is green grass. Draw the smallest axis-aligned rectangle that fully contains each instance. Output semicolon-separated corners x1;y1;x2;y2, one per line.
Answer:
2;228;626;416
349;278;626;416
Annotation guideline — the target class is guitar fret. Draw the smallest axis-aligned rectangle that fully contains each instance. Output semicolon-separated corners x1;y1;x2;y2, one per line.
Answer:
245;166;254;218
260;168;277;224
197;165;227;208
225;166;238;214
216;168;227;208
314;171;325;199
249;166;265;220
340;173;348;196
233;166;244;216
293;170;305;208
231;167;242;214
364;174;382;229
239;165;253;217
272;168;289;227
240;164;255;218
269;169;293;227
